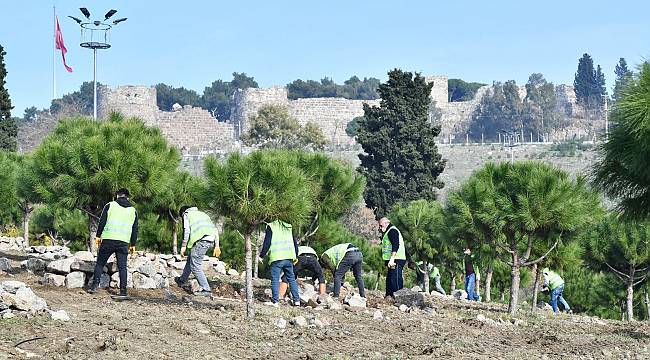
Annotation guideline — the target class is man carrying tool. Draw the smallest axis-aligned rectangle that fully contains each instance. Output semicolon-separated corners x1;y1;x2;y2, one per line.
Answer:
278;245;326;300
174;206;219;297
541;267;571;315
87;188;138;300
320;243;366;300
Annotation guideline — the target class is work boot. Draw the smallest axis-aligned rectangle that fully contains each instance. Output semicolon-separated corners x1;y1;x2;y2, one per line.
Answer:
194;290;212;297
86;282;99;294
174;276;185;287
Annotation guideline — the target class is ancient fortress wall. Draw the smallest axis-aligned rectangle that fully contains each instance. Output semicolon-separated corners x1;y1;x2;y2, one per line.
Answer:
98;85;235;150
19;74;600;154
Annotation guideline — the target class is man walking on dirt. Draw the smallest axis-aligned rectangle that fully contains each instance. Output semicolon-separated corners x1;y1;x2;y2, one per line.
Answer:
174;206;219;297
320;243;366;300
278;245;326;299
463;248;480;301
542;267;571;314
379;217;406;298
258;220;301;307
87;188;138;299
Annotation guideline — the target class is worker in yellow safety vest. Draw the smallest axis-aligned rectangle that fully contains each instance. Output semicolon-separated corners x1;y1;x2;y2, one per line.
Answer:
258;220;301;307
379;217;406;298
320;243;366;299
87;188;138;299
542;268;571;314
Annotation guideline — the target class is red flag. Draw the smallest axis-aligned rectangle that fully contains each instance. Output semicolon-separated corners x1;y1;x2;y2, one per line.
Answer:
55;16;73;72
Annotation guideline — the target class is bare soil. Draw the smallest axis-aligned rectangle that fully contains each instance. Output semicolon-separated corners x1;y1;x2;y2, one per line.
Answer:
1;261;649;359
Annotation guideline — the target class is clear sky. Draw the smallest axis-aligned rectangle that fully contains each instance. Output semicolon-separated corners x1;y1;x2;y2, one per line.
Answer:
1;0;649;116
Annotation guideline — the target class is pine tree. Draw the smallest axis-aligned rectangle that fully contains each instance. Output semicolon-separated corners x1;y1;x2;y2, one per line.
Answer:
595;65;607;101
613;58;633;102
356;69;446;217
0;45;17;151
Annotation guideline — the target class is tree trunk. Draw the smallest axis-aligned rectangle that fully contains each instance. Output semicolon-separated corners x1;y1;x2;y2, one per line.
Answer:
485;263;494;303
244;232;255;318
172;224;178;256
374;272;380;291
88;215;99;253
508;263;521;315
423;263;430;294
645;291;650;322
627;266;635;321
22;206;32;250
253;229;262;279
450;271;457;291
531;263;540;312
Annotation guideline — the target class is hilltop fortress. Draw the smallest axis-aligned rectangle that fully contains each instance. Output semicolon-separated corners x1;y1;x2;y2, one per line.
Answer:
18;75;603;153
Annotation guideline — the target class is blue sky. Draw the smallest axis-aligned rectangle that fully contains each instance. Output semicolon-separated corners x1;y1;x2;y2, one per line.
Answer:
1;0;648;116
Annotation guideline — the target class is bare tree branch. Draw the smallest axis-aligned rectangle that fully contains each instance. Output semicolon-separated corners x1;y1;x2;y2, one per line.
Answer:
604;261;631;280
523;237;560;266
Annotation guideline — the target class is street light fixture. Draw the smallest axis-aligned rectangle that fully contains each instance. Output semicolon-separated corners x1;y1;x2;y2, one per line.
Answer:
69;8;126;120
500;129;518;164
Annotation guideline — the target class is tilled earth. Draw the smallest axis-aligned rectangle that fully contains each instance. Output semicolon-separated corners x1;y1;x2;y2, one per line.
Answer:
1;270;649;359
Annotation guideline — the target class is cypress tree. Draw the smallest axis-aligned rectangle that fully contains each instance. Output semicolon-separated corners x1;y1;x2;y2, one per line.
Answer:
356;69;446;217
0;45;17;151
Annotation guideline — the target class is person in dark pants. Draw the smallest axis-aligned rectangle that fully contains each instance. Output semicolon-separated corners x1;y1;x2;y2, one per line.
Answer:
87;188;138;299
320;243;366;299
379;217;406;298
279;245;326;298
463;248;481;301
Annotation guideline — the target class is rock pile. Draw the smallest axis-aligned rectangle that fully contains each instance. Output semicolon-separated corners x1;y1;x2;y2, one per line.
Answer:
24;246;236;291
0;280;69;321
0;237;24;252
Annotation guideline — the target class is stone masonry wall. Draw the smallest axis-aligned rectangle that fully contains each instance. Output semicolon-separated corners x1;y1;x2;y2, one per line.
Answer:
289;98;380;146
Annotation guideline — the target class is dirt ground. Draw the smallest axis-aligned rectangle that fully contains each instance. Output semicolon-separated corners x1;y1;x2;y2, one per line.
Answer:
2;263;650;359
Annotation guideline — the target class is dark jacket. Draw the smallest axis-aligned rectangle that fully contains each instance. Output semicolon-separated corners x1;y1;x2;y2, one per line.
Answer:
97;197;138;246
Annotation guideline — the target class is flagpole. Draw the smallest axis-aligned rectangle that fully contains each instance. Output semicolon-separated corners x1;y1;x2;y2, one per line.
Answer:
53;5;56;100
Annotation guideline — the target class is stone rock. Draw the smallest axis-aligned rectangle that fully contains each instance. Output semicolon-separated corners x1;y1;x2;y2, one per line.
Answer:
394;288;425;308
476;314;497;325
227;268;239;276
172;103;182;111
70;261;96;273
373;310;383;320
0;300;7;311
537;301;553;312
301;283;315;294
188;279;202;293
41;273;66;287
172;261;187;270
65;272;86;289
110;272;133;288
0;258;12;271
317;294;333;305
153;274;169;288
411;286;423;292
73;251;95;262
47;258;76;275
451;289;468;301
2;311;15;319
12;286;48;311
88;273;111;289
343;294;367;308
274;318;287;329
159;254;173;260
430;290;447;298
33;246;47;254
145;253;157;261
136;262;157;278
310;318;325;328
1;280;26;293
132;272;157;289
300;287;317;304
21;258;47;273
39;252;57;261
50;309;70;322
328;301;342;310
399;304;409;312
214;262;226;275
290;316;308;327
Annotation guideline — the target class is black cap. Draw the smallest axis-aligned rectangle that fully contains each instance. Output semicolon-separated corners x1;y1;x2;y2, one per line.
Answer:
179;205;192;217
116;188;130;197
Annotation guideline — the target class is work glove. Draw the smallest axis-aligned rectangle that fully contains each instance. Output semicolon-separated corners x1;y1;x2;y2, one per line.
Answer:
212;247;221;258
180;246;187;257
388;257;396;269
128;246;136;255
95;237;102;248
292;258;299;265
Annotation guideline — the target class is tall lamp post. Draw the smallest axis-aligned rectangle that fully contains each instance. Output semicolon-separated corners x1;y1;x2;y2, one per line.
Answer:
69;8;127;120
